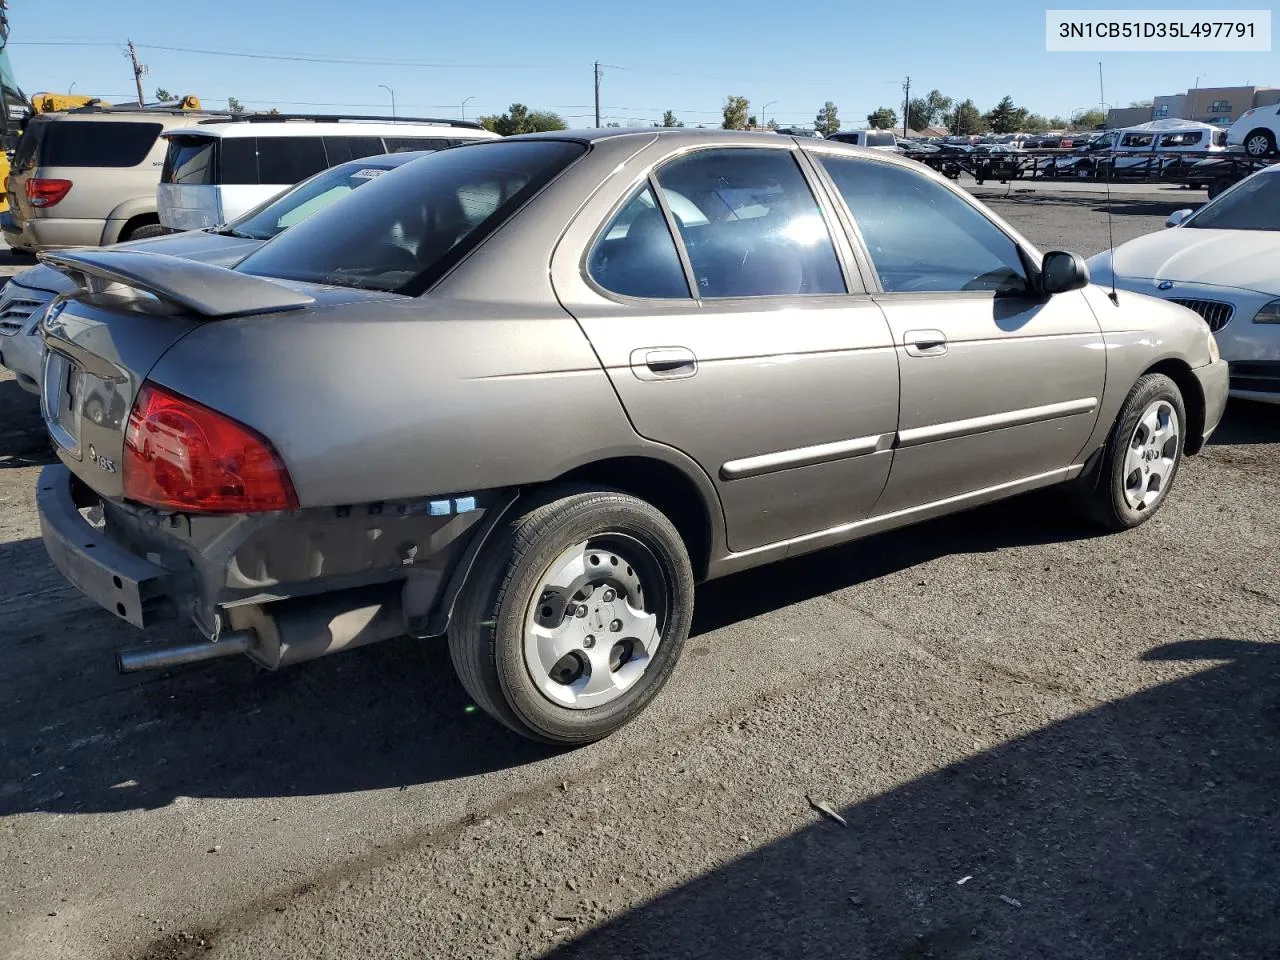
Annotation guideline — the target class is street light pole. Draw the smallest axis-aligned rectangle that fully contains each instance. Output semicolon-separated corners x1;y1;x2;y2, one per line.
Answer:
1190;75;1203;121
461;96;475;121
378;84;397;118
68;81;77;94
762;100;777;130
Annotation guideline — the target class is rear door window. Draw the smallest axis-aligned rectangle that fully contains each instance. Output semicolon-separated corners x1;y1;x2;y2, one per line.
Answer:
256;136;328;184
219;139;260;185
322;136;386;165
383;136;451;153
41;121;162;167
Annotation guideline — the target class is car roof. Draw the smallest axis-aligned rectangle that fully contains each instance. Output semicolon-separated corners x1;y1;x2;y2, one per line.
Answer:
160;122;498;139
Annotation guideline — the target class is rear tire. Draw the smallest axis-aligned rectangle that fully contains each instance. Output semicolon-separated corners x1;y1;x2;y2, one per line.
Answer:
123;221;164;242
1072;373;1186;531
450;486;694;745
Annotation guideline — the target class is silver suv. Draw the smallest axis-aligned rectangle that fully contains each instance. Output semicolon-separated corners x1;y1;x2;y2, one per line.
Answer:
4;107;225;253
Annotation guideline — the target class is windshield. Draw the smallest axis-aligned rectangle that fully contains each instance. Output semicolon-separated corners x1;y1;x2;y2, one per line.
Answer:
236;139;585;294
221;160;404;241
1185;170;1280;231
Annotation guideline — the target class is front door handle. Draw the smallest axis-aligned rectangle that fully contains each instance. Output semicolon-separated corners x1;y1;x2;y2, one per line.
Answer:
903;329;948;358
630;346;698;381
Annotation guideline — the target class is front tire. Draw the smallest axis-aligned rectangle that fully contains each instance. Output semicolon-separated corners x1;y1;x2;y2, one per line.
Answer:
1074;373;1186;531
1244;129;1276;158
450;486;694;745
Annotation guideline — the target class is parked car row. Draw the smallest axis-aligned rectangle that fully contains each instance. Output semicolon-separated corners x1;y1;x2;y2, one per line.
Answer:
17;127;1229;746
2;105;497;253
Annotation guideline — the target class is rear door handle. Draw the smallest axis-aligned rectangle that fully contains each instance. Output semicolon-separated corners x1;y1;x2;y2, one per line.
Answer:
630;346;698;381
903;329;948;358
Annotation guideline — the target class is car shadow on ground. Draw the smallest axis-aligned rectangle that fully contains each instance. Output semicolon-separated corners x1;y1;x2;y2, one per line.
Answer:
0;247;37;269
0;402;1273;816
1208;398;1280;446
549;637;1280;960
0;377;55;469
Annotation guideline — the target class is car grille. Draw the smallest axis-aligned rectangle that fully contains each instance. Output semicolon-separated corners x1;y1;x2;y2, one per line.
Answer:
0;291;48;336
1168;297;1234;331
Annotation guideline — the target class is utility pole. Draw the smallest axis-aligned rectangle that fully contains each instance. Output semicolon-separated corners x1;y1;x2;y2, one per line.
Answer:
1098;61;1104;108
902;76;910;136
126;39;147;107
594;61;601;128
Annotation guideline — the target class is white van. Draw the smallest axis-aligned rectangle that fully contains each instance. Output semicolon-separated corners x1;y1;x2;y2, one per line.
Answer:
1104;119;1227;173
157;116;499;231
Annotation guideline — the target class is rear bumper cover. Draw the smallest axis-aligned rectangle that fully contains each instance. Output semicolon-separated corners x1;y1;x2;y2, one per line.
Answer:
37;464;171;628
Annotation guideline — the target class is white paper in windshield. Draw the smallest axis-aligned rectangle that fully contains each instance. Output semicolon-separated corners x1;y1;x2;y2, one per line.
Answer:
350;169;386;180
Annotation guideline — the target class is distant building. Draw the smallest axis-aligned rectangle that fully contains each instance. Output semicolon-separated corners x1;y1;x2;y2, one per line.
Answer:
1152;94;1185;120
1136;85;1279;125
1106;106;1154;128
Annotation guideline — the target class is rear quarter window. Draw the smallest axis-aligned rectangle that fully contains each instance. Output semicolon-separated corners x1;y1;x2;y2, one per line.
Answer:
11;119;45;172
41;121;163;167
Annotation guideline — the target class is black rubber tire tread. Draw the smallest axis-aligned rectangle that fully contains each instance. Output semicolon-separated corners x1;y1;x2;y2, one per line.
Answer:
124;222;164;241
1074;373;1186;532
449;484;694;745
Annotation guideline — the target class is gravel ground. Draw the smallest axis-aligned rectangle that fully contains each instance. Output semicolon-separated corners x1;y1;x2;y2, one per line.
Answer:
2;189;1278;960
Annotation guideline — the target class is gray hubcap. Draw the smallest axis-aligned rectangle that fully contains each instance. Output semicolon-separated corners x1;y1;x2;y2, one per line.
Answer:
1246;134;1271;156
1123;399;1180;512
523;538;661;709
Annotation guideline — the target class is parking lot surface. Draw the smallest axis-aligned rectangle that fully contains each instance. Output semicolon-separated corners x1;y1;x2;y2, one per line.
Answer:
1;190;1277;960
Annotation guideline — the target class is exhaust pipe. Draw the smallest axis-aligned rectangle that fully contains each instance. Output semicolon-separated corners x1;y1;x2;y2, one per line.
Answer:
116;630;255;674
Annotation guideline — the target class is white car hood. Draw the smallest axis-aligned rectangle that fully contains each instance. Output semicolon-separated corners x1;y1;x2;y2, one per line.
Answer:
1108;228;1280;296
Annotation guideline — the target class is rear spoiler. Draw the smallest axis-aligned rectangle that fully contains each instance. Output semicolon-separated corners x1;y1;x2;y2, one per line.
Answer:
39;249;315;319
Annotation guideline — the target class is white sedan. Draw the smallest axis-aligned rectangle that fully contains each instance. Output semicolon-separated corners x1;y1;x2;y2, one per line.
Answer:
1087;164;1280;404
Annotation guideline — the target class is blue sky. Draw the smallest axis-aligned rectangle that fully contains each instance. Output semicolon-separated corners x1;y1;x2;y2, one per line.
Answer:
8;0;1278;128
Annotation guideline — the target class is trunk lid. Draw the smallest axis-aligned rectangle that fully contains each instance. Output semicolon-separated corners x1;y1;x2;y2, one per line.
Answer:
38;249;318;500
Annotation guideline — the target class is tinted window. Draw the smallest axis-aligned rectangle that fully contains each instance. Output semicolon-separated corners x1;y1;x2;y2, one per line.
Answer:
237;140;585;294
588;184;690;299
866;130;896;147
322;136;385;165
256;136;328;184
1158;131;1203;147
41;121;162;167
1120;133;1155;148
12;119;46;173
1185;170;1280;231
820;155;1027;295
224;161;398;241
162;136;216;185
652;148;845;298
220;139;259;185
384;137;451;153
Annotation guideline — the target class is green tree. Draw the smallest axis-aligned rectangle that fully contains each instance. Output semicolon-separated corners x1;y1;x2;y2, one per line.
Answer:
747;114;759;128
479;104;566;136
155;87;177;103
1047;115;1066;129
1129;99;1153;108
866;106;897;129
227;96;245;115
814;101;840;136
906;90;953;132
722;95;749;130
984;95;1028;134
1022;113;1051;133
661;110;683;128
766;118;778;130
947;99;983;135
1072;108;1107;129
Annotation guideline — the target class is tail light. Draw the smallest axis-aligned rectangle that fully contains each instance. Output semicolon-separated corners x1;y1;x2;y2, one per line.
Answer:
26;178;73;208
123;382;298;514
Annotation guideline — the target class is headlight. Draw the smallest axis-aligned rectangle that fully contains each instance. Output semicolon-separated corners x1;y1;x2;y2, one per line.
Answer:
1252;299;1280;324
1207;329;1220;363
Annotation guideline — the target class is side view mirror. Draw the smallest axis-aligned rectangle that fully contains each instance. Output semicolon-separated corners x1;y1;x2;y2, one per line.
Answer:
1166;208;1194;227
1041;251;1090;295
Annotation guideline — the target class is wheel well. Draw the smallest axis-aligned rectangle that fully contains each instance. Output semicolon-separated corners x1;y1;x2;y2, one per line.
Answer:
119;213;160;241
556;457;714;578
1145;358;1206;454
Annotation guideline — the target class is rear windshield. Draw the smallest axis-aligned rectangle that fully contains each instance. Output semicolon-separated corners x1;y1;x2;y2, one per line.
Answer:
222;159;406;241
40;120;162;167
236;139;585;295
162;135;216;184
866;130;896;147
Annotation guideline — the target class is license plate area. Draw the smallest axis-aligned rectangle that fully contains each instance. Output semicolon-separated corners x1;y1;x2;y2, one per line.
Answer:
41;349;83;458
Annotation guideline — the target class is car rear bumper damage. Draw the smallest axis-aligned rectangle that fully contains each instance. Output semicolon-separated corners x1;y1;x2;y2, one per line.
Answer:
36;463;514;671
